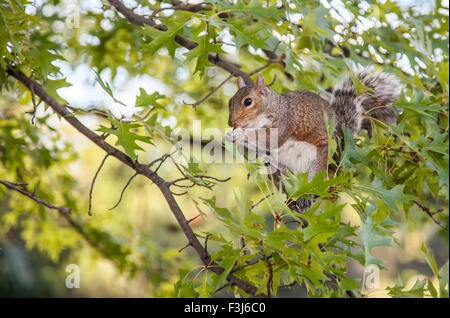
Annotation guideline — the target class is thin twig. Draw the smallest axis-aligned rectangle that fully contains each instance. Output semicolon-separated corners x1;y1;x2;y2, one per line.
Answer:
187;214;201;224
167;154;230;190
248;60;276;77
267;74;277;87
204;234;211;256
184;74;233;110
109;172;139;210
0;179;71;214
262;41;282;60
283;219;301;225
88;154;109;216
178;242;191;253
65;104;111;119
413;200;448;231
171;190;188;196
231;259;260;273
249;192;274;211
194;175;231;183
147;148;179;172
248;42;283;77
279;281;297;288
3;181;28;187
141;107;155;120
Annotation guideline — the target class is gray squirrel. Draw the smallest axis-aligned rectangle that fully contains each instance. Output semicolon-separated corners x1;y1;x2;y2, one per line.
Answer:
226;66;402;212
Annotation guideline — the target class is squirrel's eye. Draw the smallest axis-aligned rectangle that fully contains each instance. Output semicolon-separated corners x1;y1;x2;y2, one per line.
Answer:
244;98;253;106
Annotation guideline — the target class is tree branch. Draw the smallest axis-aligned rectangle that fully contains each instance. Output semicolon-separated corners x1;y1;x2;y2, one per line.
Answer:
107;0;253;84
7;66;262;297
0;179;71;214
150;1;211;19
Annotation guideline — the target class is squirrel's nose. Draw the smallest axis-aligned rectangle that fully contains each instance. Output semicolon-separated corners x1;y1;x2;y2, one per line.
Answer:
228;117;234;127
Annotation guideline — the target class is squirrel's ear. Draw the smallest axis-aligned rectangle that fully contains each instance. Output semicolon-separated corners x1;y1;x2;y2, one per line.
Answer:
237;77;246;89
256;73;266;95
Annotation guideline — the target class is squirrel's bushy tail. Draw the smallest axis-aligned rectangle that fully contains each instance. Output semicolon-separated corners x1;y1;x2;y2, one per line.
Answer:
330;66;402;135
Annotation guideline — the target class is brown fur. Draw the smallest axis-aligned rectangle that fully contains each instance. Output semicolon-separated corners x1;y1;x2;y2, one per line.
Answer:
229;80;333;174
228;87;264;128
228;70;401;212
228;70;401;177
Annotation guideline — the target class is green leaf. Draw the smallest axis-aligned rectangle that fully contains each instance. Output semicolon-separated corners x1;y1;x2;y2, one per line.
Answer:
97;118;152;161
296;264;330;289
353;183;416;212
209;247;242;296
358;214;392;266
301;203;343;242
227;18;269;50
438;261;449;298
94;70;126;106
135;88;165;109
387;275;427;298
27;46;64;77
203;196;237;226
282;170;348;199
339;127;372;167
44;78;72;105
421;243;440;278
427;279;438;298
184;23;225;76
141;17;190;56
175;269;197;298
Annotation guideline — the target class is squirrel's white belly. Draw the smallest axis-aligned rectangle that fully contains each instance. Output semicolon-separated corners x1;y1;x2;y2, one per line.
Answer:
269;139;318;181
225;126;318;180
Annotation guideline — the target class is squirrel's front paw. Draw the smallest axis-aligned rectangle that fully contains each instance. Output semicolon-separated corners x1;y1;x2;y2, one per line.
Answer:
225;128;246;144
225;130;235;144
